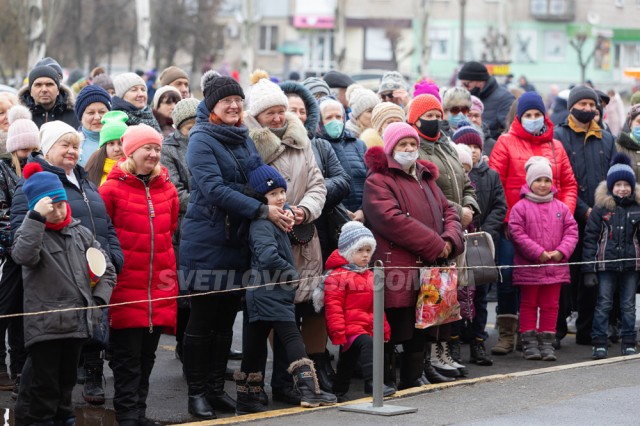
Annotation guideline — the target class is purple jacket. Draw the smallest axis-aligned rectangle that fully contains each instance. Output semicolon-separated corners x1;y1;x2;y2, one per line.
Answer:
508;185;578;286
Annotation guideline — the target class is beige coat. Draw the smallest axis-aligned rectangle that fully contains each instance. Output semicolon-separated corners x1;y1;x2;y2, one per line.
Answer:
245;112;327;303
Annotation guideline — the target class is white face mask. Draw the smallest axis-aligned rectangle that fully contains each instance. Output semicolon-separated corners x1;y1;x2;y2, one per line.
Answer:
393;150;419;169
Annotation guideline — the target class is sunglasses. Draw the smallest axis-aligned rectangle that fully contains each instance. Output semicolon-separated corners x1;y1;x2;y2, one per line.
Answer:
380;92;394;100
449;106;470;115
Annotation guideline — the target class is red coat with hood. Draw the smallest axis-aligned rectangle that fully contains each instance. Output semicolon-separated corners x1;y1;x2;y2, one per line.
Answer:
99;160;179;331
362;146;464;309
323;250;391;345
489;116;578;221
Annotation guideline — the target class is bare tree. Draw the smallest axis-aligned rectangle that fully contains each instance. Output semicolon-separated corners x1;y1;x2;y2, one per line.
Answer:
0;0;29;83
569;32;597;84
187;0;221;75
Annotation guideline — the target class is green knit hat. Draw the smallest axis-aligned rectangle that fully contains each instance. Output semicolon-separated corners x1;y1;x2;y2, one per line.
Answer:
99;111;129;147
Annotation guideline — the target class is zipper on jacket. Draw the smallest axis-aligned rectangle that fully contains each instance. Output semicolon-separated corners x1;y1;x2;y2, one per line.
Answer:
144;181;156;333
436;144;462;203
81;188;98;236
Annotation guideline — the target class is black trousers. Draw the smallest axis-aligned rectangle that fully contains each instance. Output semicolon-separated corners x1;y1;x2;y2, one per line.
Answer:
186;293;240;336
0;257;26;377
109;328;161;423
18;338;84;425
241;320;307;374
333;335;374;393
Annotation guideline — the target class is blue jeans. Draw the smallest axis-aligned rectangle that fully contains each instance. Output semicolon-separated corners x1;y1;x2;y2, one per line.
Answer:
591;271;639;345
497;227;519;315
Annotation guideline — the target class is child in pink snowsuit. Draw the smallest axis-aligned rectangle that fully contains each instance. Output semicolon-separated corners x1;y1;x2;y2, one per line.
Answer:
508;156;578;361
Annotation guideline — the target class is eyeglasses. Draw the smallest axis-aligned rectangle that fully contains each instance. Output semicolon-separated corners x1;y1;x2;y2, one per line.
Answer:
449;106;470;115
219;97;244;106
380;92;394;100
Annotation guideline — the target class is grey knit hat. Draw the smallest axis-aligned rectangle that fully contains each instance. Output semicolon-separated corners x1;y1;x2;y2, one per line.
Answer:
567;85;599;110
302;77;331;98
346;84;380;119
113;72;147;98
378;71;408;94
338;221;377;263
172;98;200;129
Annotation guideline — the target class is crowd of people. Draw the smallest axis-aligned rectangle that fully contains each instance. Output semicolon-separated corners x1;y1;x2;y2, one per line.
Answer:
0;56;639;425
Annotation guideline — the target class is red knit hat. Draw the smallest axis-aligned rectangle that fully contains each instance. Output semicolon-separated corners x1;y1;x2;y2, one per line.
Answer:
121;124;162;157
407;94;444;125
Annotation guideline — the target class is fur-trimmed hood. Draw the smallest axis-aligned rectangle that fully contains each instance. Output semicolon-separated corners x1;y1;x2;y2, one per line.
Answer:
279;81;319;136
364;145;439;180
18;83;76;110
594;180;640;210
244;111;310;164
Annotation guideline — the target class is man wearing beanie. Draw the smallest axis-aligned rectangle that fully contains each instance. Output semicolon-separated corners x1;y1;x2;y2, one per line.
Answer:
377;71;410;108
552;84;616;346
457;61;514;139
302;77;331;100
18;64;80;129
158;66;191;99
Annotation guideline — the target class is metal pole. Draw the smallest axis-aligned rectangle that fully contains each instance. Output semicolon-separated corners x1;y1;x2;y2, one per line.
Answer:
372;260;384;407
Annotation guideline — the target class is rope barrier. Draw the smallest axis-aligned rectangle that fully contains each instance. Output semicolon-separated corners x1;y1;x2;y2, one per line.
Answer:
2;257;637;320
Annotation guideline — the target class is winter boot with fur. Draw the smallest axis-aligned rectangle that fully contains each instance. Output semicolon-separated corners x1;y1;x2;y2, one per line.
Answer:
491;314;518;355
521;330;542;360
234;371;267;415
538;332;557;361
288;358;337;408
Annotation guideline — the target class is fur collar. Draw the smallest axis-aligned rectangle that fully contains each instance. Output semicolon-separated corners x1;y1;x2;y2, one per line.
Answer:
594;180;640;210
244;112;309;164
364;146;439;180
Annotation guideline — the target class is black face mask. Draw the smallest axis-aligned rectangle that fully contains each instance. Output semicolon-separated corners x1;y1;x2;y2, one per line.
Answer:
417;118;440;139
470;87;481;96
571;108;597;124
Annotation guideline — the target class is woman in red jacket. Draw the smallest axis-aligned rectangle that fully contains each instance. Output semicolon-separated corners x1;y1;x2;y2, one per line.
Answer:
99;124;179;426
488;92;577;354
362;123;464;390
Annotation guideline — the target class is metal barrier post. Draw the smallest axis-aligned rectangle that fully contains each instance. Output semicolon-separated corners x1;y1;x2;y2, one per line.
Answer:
339;261;418;416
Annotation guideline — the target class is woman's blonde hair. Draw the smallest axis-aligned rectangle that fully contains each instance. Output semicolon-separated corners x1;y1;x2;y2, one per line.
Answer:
11;149;39;178
119;156;161;178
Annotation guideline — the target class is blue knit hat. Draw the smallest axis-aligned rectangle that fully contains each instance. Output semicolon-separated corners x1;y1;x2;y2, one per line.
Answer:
22;163;67;210
247;155;287;196
74;85;112;120
517;91;546;119
607;153;636;195
451;122;483;148
338;221;377;263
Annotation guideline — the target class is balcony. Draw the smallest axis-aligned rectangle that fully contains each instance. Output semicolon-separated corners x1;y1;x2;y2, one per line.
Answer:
530;0;575;22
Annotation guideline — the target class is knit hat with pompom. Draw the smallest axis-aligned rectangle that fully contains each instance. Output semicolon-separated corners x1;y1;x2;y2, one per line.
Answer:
6;106;40;153
338;221;377;263
22;162;67;210
247;69;289;117
201;70;245;112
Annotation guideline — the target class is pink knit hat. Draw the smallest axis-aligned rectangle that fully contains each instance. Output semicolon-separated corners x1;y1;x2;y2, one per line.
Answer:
121;124;162;157
413;79;441;102
383;122;420;155
6;106;40;153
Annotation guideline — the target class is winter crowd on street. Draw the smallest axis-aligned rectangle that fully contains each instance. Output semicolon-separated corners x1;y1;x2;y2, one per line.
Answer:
0;57;639;425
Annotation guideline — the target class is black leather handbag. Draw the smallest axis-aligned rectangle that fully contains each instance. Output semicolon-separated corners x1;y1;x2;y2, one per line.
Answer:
464;231;499;286
289;223;316;245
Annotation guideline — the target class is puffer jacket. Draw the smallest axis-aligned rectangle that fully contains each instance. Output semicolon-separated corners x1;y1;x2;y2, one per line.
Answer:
162;129;190;253
582;182;640;273
554;117;616;221
99;160;179;331
417;132;480;218
245;218;299;323
489;116;578;222
509;185;579;286
245;112;327;303
323;250;391;345
469;159;507;244
319;126;367;213
180;102;263;292
18;84;80;129
475;77;515;139
615;132;640;179
12;216;116;348
11;153;124;272
362;146;464;309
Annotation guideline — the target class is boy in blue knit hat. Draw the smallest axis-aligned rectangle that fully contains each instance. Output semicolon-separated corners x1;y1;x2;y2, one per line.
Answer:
582;153;640;359
234;155;336;414
12;163;115;425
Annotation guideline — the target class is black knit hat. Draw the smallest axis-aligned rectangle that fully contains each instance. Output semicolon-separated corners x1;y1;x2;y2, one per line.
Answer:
458;61;490;82
607;153;636;195
201;70;245;111
323;71;354;89
28;66;60;90
567;85;599;110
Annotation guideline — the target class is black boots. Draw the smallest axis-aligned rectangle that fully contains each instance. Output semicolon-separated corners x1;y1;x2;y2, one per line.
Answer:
470;339;493;366
383;344;398;391
82;351;105;404
308;352;334;392
288;358;337;408
183;333;215;419
205;332;237;413
423;344;455;384
235;371;267;415
398;351;428;390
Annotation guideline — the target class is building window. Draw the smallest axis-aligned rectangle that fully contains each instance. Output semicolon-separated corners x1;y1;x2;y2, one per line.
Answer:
429;28;451;60
259;25;279;53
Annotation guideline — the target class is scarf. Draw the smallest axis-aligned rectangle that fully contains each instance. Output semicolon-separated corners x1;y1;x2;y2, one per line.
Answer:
524;191;554;204
101;157;118;186
342;262;369;274
45;202;72;231
269;121;289;139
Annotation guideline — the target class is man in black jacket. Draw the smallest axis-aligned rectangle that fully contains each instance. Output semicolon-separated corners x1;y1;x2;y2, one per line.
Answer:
458;61;514;139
